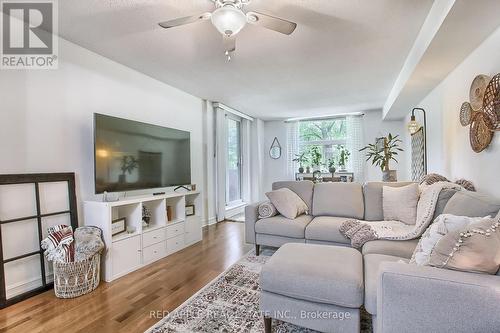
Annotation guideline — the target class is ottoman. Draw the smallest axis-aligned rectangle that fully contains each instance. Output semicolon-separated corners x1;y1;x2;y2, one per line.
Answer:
260;243;364;333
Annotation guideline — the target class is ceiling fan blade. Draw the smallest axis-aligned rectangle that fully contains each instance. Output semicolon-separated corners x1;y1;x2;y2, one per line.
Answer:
246;11;297;35
223;35;236;52
158;12;211;29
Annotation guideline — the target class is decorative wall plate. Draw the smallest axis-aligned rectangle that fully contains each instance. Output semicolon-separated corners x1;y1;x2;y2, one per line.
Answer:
469;74;491;111
459;102;473;126
482;73;500;131
469;112;493;153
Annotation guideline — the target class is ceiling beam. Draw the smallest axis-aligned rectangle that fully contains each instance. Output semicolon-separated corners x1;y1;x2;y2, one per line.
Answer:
383;0;500;120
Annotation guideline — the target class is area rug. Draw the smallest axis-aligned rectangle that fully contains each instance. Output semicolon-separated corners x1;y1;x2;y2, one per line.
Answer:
146;249;373;333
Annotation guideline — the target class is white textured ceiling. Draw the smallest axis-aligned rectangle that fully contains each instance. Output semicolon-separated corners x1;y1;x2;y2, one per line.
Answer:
58;0;434;120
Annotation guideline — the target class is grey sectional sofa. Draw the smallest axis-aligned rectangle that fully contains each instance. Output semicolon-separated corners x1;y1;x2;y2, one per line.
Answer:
245;180;500;333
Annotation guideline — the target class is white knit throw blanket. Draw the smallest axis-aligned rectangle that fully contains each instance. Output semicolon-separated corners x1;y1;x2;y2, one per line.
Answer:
340;182;462;248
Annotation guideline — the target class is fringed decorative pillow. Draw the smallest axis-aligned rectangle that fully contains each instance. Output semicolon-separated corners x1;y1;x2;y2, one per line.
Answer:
428;217;500;274
410;214;485;266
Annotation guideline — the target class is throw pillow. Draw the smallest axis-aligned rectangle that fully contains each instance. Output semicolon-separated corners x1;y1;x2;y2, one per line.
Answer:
383;183;419;225
265;188;308;219
428;217;500;274
258;201;278;219
410;214;484;265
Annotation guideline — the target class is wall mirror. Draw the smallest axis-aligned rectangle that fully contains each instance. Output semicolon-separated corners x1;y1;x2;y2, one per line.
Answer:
269;137;282;159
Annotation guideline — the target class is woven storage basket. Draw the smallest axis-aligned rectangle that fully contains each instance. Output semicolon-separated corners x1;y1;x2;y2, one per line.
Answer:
53;251;101;298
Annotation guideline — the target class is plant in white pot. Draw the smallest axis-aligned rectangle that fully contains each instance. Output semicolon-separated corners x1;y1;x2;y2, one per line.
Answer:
337;145;350;171
360;133;403;182
308;146;323;172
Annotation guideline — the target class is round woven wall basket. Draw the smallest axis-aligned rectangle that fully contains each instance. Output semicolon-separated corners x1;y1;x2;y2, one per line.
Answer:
482;73;500;131
469;112;493;153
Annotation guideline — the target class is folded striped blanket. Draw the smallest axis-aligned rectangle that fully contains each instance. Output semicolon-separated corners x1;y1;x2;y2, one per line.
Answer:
41;225;75;262
258;201;278;219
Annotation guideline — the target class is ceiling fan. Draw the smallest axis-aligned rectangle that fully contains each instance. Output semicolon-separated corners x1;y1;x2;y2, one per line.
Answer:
158;0;297;61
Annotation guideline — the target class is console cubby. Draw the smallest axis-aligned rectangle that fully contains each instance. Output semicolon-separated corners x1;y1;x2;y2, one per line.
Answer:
111;202;141;241
142;199;167;232
166;196;185;224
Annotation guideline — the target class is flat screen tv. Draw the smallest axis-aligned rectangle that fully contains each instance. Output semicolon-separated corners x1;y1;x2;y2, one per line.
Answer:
94;113;191;194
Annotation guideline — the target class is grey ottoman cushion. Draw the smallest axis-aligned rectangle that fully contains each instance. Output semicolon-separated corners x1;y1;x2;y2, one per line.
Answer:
363;182;414;221
261;243;364;308
362;239;419;259
363;254;408;315
261;291;360;333
273;181;315;211
312;183;364;219
255;215;313;239
305;216;351;244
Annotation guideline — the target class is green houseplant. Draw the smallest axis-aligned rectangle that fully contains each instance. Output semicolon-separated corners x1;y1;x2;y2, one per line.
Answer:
360;133;403;182
327;157;336;174
338;146;350;171
293;152;308;173
308;146;323;171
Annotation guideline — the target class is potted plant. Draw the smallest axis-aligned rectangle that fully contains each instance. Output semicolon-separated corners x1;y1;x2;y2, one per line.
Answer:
292;152;308;173
327;157;336;174
360;133;403;182
338;146;350;171
308;146;323;171
305;165;311;174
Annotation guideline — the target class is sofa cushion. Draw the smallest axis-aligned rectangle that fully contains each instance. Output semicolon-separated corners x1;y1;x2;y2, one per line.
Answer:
363;182;414;221
362;239;419;259
273;181;314;211
433;188;459;220
443;190;500;217
312;182;364;219
255;214;313;239
363;254;408;315
261;243;364;308
305;216;351;244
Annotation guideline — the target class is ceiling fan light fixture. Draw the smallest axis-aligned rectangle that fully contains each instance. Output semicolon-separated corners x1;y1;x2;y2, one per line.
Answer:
211;5;247;36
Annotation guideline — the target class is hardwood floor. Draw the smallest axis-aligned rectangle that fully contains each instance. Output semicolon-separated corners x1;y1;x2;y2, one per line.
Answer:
0;222;252;333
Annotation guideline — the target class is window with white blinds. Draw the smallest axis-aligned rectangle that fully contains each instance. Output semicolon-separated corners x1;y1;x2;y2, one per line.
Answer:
286;115;364;181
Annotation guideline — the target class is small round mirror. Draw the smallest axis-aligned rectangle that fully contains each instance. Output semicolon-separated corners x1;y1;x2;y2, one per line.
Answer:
270;146;281;159
269;137;282;159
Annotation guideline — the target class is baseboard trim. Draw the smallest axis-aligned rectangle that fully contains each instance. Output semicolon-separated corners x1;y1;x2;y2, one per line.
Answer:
204;217;217;226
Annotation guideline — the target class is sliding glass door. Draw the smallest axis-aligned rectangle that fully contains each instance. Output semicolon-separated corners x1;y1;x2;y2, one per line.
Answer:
226;115;242;206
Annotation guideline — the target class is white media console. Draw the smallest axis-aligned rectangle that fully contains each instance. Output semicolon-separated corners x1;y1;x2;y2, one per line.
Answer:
84;191;202;282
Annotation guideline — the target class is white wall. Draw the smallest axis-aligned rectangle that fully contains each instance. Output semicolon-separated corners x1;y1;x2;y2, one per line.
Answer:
261;113;409;195
0;37;205;221
263;121;290;193
408;26;500;198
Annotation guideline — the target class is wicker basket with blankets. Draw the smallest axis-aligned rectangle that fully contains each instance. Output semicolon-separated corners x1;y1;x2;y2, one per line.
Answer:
41;225;104;298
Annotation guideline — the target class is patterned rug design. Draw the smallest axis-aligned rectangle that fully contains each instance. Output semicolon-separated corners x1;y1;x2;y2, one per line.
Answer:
147;250;372;332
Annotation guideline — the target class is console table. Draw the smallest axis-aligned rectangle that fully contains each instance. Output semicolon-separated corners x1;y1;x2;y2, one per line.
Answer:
295;172;354;183
84;191;202;282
